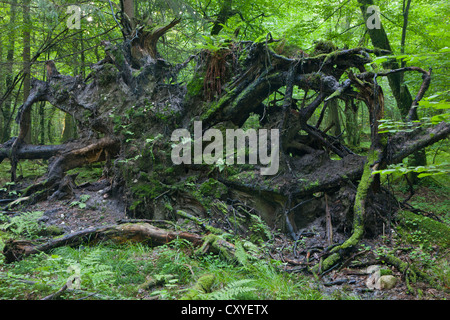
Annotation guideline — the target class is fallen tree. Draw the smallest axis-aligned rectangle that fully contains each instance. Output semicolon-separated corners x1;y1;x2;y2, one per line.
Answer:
3;218;236;264
0;10;448;275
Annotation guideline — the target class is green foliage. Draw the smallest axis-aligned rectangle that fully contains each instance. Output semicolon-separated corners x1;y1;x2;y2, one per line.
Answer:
373;162;450;179
0;243;155;299
0;211;44;239
395;210;450;248
198;279;258;300
69;194;91;209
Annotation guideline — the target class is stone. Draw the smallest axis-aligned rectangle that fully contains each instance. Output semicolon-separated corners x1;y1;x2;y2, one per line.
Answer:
379;275;397;290
365;270;381;290
365;265;381;274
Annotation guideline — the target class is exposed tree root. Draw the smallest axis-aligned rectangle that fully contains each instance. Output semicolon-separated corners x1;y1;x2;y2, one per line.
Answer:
311;151;380;274
377;253;436;294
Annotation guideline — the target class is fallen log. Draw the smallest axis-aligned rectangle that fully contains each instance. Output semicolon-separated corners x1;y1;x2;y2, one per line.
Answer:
2;222;236;263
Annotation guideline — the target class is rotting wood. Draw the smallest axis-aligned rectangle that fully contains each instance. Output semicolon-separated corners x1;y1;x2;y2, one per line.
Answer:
2;222;236;264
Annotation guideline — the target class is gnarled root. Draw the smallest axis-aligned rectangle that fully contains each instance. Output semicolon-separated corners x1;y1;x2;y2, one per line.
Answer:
311;150;380;274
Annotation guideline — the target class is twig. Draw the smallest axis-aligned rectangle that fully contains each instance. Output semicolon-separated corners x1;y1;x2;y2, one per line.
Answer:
41;284;68;300
108;0;123;33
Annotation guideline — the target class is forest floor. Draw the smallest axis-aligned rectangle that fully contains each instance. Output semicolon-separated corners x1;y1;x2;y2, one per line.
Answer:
0;160;449;300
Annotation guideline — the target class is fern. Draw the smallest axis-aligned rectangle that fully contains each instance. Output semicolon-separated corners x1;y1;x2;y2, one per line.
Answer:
0;211;44;238
77;249;115;289
234;241;249;266
199;279;258;300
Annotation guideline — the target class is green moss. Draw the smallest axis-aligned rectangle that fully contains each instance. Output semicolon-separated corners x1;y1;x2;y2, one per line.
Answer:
380;268;393;276
186;73;205;97
315;149;380;274
396;210;450;248
181;274;215;300
199;178;228;199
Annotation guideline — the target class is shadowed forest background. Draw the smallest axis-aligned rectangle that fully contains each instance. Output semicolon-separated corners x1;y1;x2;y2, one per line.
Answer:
0;0;448;301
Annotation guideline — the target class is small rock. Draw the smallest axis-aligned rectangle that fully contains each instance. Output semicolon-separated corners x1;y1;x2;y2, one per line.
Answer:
365;265;381;274
379;275;397;290
365;270;381;290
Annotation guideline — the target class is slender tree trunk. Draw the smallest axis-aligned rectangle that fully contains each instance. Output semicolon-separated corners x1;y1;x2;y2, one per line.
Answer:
327;99;341;137
22;0;32;144
211;0;233;35
345;100;360;148
2;0;17;142
357;0;413;118
121;0;135;30
358;0;425;180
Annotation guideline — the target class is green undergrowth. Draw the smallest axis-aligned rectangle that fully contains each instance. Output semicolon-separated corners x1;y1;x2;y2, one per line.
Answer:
396;210;450;248
66;163;105;185
0;238;338;300
0;160;47;186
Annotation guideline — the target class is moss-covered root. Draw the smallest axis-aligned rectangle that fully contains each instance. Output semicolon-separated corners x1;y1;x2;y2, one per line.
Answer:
195;234;236;262
175;210;224;235
378;254;436;294
312;151;379;274
181;274;216;300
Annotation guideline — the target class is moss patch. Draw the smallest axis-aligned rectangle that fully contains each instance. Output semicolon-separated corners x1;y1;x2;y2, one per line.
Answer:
199;178;228;199
181;274;216;300
396;210;450;248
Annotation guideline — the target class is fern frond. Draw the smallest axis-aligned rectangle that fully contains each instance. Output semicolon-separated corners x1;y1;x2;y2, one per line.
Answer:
201;279;257;300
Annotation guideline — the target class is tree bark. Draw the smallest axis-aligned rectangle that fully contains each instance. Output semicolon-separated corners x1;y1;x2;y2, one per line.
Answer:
2;0;17;142
22;0;32;145
357;0;413;118
211;0;234;35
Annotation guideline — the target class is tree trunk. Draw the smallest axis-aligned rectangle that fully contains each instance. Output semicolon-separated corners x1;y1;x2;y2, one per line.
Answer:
358;0;426;181
344;100;360;148
121;0;135;32
22;0;32;145
357;0;413;118
2;0;17;142
61;114;76;142
211;0;234;36
39;101;45;145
